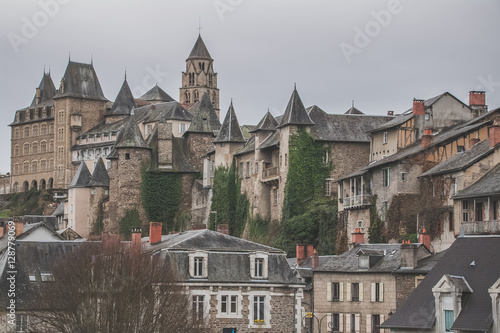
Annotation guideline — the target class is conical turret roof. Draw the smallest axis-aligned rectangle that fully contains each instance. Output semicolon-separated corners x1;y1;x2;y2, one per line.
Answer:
250;110;278;133
30;72;57;107
187;34;213;60
185;92;221;134
69;162;92;188
115;117;149;149
54;61;107;100
107;78;136;116
277;86;314;128
88;158;110;187
139;84;175;102
214;101;245;143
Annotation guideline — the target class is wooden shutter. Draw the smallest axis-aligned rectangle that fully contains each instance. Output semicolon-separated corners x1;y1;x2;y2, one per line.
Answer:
327;283;332;302
263;256;268;278
346;283;351;301
339;282;344;302
339;313;344;332
371;283;376;302
380;283;384;302
366;314;372;333
359;283;364;302
355;313;361;333
345;314;351;333
249;254;255;278
380;314;385;333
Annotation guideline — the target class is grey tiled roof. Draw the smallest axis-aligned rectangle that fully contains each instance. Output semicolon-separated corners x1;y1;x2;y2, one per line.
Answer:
30;72;57;107
381;236;500;331
54;61;107;101
344;105;364;115
214;101;245;143
114;117;149;149
258;131;280;150
88;158;109;187
134;101;193;123
187;34;213;60
234;135;255;156
184;92;220;134
69;162;91;188
106;79;136;116
139;84;175;102
453;163;500;199
250;111;278;132
421;140;493;177
277;87;314;128
76;117;126;139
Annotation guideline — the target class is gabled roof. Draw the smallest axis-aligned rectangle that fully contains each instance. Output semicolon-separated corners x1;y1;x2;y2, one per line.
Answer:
250;111;278;133
134;101;193;123
235;135;255;156
30;72;57;107
139;84;175;102
114;117;149;149
54;61;107;101
184;92;220;134
214;101;246;143
344;104;364;115
69;162;92;188
421;140;494;177
88;158;109;187
453;163;500;199
381;236;500;331
187;34;213;60
277;87;314;128
258;131;280;150
106;79;136;116
16;222;64;241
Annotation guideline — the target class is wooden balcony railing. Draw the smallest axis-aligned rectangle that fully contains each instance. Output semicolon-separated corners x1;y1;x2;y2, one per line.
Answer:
262;166;279;179
343;195;372;209
461;220;500;234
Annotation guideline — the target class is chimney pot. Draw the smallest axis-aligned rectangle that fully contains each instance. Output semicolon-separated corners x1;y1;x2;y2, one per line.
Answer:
413;99;425;116
469;91;486;106
421;129;434;148
15;221;23;237
352;229;365;244
149;222;162;245
419;228;431;252
387;111;394;116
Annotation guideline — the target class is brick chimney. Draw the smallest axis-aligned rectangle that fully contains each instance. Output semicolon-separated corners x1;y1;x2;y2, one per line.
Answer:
470;137;480;147
413;99;425;116
421;129;433;148
131;227;142;252
296;244;314;265
311;249;319;269
351;228;364;244
419;228;431;251
400;242;418;268
15;221;24;237
387;111;394;116
469;91;487;116
217;224;229;235
489;117;500;147
149;222;162;245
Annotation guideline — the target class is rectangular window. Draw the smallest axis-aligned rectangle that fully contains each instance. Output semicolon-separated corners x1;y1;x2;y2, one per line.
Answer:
493;201;498;221
253;296;265;324
40;273;55;282
179;123;186;134
16;314;28;332
383;132;388;144
221;295;228;314
351;313;356;333
273;188;278;206
194;257;203;277
230;295;237;314
475;202;484;222
375;283;381;302
351;283;359;302
383;168;390;187
192;295;204;321
246;162;250;177
332;282;340;301
401;172;407;182
462;200;469;222
444;310;454;332
325;179;332;197
255;258;264;278
372;314;381;333
239;162;244;178
331;313;340;331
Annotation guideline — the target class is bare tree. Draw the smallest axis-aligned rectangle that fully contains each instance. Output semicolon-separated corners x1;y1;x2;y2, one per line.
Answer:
28;241;209;333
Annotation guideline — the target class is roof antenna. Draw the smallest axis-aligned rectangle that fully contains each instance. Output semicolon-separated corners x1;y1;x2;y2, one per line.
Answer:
294;83;297;90
198;17;202;35
68;52;71;62
352;100;354;108
91;54;93;66
124;69;127;81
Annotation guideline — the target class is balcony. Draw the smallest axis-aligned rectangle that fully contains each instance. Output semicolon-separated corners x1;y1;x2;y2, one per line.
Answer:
343;195;372;209
261;166;279;184
461;220;500;235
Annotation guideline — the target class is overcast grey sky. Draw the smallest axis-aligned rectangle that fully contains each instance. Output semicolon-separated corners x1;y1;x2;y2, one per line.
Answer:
1;0;499;174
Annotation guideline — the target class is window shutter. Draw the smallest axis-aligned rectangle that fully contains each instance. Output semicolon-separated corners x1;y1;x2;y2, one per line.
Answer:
179;123;182;133
366;314;372;333
340;282;344;302
359;283;364;302
345;314;351;333
327;283;332;302
249;254;255;278
189;255;194;277
346;283;351;302
202;256;208;278
355;313;361;333
380;314;385;333
263;256;268;278
380;283;384;302
327;313;332;331
339;313;344;332
371;283;376;302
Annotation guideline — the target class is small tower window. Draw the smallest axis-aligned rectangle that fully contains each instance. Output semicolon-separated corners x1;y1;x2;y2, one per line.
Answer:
125;153;130;160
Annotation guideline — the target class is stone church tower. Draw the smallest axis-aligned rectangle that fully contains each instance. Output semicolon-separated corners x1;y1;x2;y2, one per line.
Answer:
180;34;220;119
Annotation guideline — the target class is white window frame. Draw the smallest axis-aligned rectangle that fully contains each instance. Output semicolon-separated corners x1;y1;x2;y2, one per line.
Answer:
248;291;271;328
16;314;29;332
325;178;334;197
189;251;208;278
382;168;390;187
250;252;268;279
40;272;55;282
401;172;407;182
190;290;210;322
217;291;243;318
383;132;388;144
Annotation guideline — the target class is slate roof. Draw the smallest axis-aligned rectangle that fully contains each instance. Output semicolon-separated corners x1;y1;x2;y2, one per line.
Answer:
214;101;246;143
30;72;57;107
51;202;64;217
187;34;213;60
54;61;107;101
381;236;500;331
344;105;364;115
421;140;494;177
235;135;255;156
452;163;500;199
74;118;126;142
139;84;175;102
15;222;64;241
184;92;221;134
278;87;314;128
106;79;136;116
134;101;193;123
114;117;149;149
258;131;280;150
88;158;110;187
69;162;92;188
307;106;394;142
249;111;278;133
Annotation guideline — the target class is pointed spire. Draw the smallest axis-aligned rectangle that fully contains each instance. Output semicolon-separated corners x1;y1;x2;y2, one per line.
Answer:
185;92;221;134
107;78;136;116
91;54;93;65
30;70;57;107
124;69;127;81
250;110;279;133
69;162;92;188
187;34;213;60
115;117;149;149
214;100;245;143
277;86;314;128
88;158;110;187
139;85;175;102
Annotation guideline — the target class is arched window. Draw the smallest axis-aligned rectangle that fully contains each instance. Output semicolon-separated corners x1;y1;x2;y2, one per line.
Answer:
40;160;47;172
32;125;39;136
40;141;47;153
41;123;47;135
14;164;19;176
49;124;54;134
194;90;199;103
14;128;20;139
58;128;64;140
49;140;54;152
185;91;190;103
23;143;30;155
24;126;30;138
14;145;19;157
49;159;54;171
212;92;217;106
23;162;29;174
32;161;38;173
32;142;39;154
189;73;195;86
104;147;109;156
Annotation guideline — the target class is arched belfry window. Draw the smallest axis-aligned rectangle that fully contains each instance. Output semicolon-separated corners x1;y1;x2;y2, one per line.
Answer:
194;90;199;103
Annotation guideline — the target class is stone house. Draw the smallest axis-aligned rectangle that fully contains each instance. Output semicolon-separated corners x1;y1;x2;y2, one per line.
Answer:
312;231;438;333
381;236;500;333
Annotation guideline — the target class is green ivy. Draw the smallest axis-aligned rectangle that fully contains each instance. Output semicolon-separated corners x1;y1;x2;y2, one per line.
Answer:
141;167;183;234
93;201;105;236
368;195;385;243
119;209;141;240
209;163;249;237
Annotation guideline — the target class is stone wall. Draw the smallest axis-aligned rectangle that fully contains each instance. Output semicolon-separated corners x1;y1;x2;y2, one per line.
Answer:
330;142;371;194
394;274;425;309
187;133;216;172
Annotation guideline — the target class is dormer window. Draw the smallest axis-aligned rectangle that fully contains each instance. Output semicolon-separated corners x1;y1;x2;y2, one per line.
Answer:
194;257;203;277
189;251;208;278
250;252;268;279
